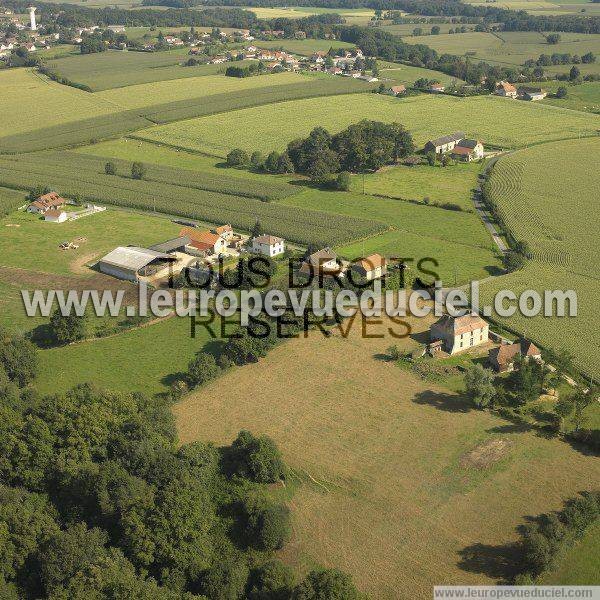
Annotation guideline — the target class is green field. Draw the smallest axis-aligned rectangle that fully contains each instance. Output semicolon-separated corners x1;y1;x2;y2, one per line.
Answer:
279;187;501;283
137;93;599;157
243;6;376;24
541;80;600;113
403;30;600;75
379;62;464;86
44;48;228;91
95;71;307;109
0;151;385;246
348;160;483;209
481;137;600;378
381;23;475;36
255;38;356;55
465;0;600;15
0;68;119;139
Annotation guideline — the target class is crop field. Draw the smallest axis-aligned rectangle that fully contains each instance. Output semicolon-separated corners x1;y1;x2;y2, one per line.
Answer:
0;75;370;153
137;93;598;157
486;137;600;277
381;23;474;36
95;72;307;109
0;186;27;217
348;161;483;210
243;6;376;24
0;152;385;246
403;30;600;74
174;314;600;598
0;68;119;139
465;0;600;15
43;48;225;91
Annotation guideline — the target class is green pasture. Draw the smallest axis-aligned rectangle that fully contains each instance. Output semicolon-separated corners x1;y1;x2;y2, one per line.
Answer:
379;61;464;85
256;38;356;55
136;92;598;156
348;160;483;209
541;80;600;113
381;23;475;36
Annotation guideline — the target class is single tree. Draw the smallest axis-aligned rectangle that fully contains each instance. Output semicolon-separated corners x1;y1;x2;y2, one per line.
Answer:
131;162;147;180
464;364;496;408
104;162;116;176
49;309;87;345
187;352;220;387
555;86;568;98
226;148;250;168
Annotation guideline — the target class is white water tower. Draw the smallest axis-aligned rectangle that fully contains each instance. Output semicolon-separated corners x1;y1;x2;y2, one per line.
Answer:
28;6;37;31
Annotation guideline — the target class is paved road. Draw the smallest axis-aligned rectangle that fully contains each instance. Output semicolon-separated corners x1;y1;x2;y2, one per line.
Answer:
473;154;509;253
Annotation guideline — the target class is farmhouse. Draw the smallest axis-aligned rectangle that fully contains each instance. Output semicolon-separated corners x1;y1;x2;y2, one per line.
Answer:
211;224;233;241
98;247;176;282
251;235;285;257
518;87;547;101
451;139;484;162
180;227;226;255
424;132;466;155
495;81;518;98
44;209;68;223
430;314;489;354
351;253;387;280
488;339;542;372
27;191;65;214
429;83;445;93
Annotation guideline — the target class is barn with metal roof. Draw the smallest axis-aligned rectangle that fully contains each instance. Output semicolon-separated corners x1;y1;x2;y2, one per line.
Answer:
97;246;176;282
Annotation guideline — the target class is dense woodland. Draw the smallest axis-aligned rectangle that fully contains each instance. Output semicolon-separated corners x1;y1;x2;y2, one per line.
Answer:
0;327;365;599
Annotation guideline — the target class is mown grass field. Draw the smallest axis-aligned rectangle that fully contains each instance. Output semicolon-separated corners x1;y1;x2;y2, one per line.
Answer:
379;61;464;85
0;68;119;139
243;6;376;24
381;23;474;36
465;0;600;15
348;161;483;209
174;314;600;598
403;30;600;75
0;152;385;246
137;92;598;156
255;38;356;54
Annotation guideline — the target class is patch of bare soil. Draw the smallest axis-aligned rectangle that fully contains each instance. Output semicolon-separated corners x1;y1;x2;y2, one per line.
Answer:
70;252;100;275
459;438;513;470
5;224;20;227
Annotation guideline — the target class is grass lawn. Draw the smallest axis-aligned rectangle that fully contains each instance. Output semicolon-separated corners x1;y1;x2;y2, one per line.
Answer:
35;314;218;395
136;93;598;157
348;161;483;209
539;521;600;584
540;80;600;114
0;68;119;138
173;313;600;598
379;61;464;85
0;208;182;275
95;71;307;109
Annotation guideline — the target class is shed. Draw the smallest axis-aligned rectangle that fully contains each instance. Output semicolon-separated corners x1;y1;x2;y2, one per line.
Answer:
149;236;192;254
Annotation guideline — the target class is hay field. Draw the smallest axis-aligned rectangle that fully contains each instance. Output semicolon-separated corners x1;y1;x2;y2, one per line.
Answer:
95;72;307;109
0;68;119;139
137;93;598;156
174;315;600;598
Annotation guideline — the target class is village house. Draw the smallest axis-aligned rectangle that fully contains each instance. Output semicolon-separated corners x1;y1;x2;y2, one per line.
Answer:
180;227;226;255
389;84;406;96
518;86;547;101
429;82;445;93
251;235;285;257
24;42;36;52
430;314;489;354
423;132;466;155
451;139;484;162
44;209;68;223
299;247;344;277
351;253;387;281
211;224;233;241
488;339;542;372
164;36;184;46
27;191;66;214
495;81;517;98
107;25;125;33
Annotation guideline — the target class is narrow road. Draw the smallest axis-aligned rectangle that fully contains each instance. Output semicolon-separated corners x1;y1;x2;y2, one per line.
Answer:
473;154;509;253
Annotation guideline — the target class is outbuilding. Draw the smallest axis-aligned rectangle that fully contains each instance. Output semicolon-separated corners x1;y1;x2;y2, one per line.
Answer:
44;209;68;223
97;246;176;282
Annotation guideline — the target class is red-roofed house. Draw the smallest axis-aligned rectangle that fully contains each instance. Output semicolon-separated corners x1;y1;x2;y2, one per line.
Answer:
180;227;226;255
430;314;489;354
495;81;517;98
389;85;406;96
488;339;541;372
351;253;387;280
27;191;66;214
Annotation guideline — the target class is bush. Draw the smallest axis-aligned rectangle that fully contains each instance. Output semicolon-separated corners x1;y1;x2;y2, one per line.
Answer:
187;352;220;387
201;560;249;600
464;364;496;408
250;151;265;170
244;497;292;551
248;560;295;600
335;171;351;191
104;162;116;176
264;151;280;173
231;430;285;483
49;310;87;345
292;568;364;600
555;86;568;98
131;162;147;180
227;148;250;168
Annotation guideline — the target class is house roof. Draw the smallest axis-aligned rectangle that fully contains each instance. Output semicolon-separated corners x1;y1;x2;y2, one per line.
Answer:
426;131;466;147
189;241;214;252
391;85;406;93
497;81;516;92
149;236;191;253
44;209;65;218
489;339;540;366
180;227;220;246
430;83;444;89
305;248;337;265
30;192;65;210
456;138;480;149
451;146;474;155
432;314;488;336
99;247;174;272
253;234;283;245
353;253;386;272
